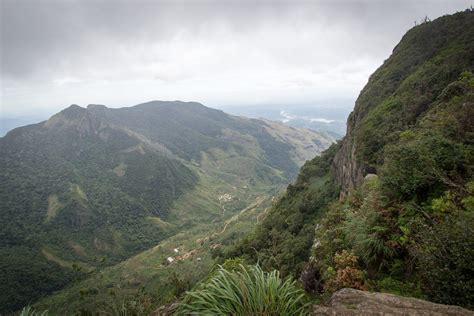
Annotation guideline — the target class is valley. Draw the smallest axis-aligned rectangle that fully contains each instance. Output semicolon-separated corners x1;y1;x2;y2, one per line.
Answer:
0;101;333;314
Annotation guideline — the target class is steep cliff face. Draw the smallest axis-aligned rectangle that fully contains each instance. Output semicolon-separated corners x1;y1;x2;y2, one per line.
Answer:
333;112;365;197
334;11;474;196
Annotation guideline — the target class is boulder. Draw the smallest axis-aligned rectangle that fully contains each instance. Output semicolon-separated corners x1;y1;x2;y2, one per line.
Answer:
312;288;473;315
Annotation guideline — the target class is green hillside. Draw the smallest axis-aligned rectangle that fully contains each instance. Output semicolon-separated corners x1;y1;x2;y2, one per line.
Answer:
228;11;474;308
0;101;333;313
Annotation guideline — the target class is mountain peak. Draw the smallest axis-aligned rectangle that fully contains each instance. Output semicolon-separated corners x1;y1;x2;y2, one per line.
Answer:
59;104;86;119
44;103;107;135
87;104;108;110
86;104;110;118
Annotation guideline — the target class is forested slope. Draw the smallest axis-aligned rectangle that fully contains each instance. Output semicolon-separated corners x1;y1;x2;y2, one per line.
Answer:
228;10;474;308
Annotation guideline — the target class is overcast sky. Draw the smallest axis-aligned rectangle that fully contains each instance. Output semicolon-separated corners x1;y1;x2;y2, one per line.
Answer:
0;0;471;117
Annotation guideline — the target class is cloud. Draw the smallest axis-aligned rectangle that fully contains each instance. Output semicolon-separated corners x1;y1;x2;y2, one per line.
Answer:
1;0;471;116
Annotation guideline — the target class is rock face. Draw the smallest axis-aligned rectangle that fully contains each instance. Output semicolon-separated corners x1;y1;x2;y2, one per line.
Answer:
331;11;474;198
332;113;365;199
312;288;474;316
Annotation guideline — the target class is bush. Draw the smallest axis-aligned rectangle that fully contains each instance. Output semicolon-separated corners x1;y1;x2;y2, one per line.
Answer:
409;209;474;308
324;250;368;292
177;264;308;315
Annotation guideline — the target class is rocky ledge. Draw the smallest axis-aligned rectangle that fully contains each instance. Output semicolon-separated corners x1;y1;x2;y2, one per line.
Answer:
312;288;473;316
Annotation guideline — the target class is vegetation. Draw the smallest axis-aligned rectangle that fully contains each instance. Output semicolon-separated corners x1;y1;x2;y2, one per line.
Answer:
227;10;474;309
19;306;49;316
0;101;331;314
178;262;308;315
224;143;340;277
3;9;473;315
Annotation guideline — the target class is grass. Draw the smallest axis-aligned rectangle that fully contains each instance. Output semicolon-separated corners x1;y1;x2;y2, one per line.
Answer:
177;264;308;315
19;306;49;316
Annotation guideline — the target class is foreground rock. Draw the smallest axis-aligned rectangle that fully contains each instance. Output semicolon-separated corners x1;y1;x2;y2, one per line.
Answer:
313;288;473;316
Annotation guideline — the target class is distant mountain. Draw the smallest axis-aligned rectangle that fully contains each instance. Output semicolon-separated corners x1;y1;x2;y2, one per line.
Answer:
0;100;333;313
221;103;352;139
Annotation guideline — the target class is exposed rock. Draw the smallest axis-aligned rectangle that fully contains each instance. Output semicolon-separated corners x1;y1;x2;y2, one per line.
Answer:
364;173;378;181
312;288;473;316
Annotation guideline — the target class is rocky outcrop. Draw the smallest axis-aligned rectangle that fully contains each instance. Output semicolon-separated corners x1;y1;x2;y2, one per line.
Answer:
312;288;474;315
44;104;110;137
332;112;364;199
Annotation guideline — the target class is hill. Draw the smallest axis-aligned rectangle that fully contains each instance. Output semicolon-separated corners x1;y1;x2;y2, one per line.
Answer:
0;101;333;313
228;10;474;308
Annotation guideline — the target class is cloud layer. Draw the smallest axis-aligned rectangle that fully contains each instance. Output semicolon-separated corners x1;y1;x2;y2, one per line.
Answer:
1;0;471;116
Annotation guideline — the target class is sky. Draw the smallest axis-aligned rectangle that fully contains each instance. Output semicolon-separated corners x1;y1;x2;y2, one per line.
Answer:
0;0;472;118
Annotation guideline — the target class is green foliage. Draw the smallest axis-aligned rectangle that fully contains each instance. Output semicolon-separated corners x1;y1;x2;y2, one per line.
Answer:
166;271;192;297
376;277;424;299
323;250;368;292
104;288;154;316
408;209;474;308
343;179;397;270
0;100;333;313
311;15;473;305
224;11;474;309
19;306;49;316
0;246;80;314
225;144;340;277
353;11;474;170
177;264;308;315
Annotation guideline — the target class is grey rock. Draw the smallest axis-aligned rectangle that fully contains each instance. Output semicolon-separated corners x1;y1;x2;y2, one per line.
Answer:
312;288;474;316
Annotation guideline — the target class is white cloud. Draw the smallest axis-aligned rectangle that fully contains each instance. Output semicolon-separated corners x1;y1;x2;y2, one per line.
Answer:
1;0;471;117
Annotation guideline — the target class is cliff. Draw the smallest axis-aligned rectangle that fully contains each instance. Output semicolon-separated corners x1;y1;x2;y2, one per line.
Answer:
334;11;474;196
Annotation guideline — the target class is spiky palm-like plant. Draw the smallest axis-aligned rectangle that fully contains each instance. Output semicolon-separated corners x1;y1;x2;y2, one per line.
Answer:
19;306;48;316
177;264;308;315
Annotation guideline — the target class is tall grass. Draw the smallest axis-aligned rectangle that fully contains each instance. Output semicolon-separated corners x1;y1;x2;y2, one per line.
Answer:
19;306;48;316
177;264;308;315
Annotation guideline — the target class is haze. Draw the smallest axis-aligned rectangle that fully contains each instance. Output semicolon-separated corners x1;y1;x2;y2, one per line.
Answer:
0;0;471;119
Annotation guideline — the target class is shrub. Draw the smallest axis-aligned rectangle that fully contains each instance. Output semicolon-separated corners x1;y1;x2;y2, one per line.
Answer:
324;250;368;292
409;209;474;308
177;264;308;315
343;180;397;270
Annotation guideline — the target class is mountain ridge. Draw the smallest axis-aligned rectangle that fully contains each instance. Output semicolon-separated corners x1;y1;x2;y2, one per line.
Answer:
0;100;334;313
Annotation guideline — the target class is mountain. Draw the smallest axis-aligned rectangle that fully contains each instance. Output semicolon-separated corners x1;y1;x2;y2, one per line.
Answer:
0;101;334;313
229;11;474;308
